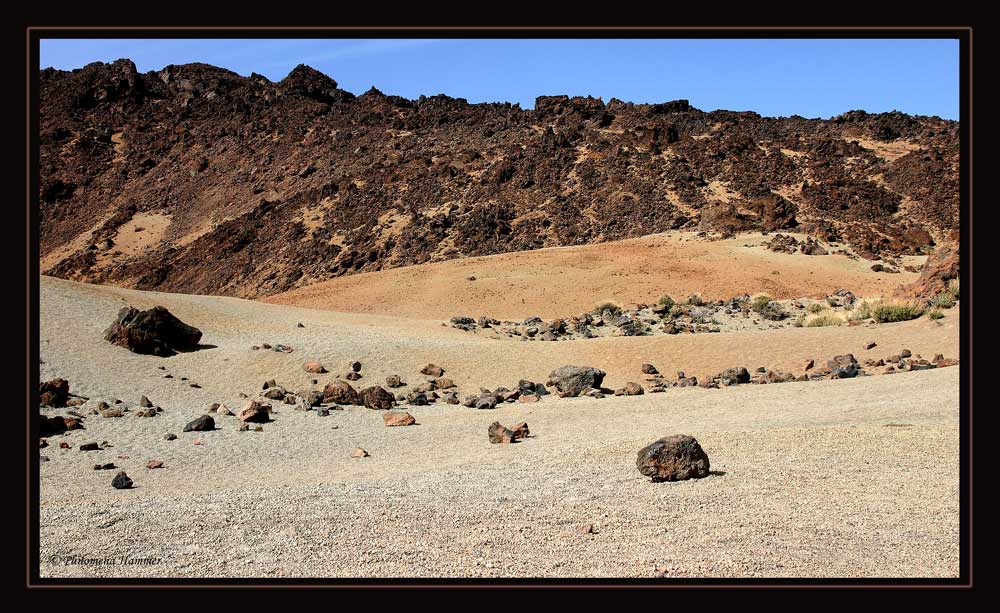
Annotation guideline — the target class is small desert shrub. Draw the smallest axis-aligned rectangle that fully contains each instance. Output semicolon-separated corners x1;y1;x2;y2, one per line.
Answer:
751;295;773;312
948;278;960;300
870;300;925;323
592;301;621;316
658;294;676;310
807;303;827;314
792;314;805;327
751;294;786;321
685;294;705;306
928;309;945;320
806;314;844;327
669;305;684;318
847;300;873;321
929;292;955;309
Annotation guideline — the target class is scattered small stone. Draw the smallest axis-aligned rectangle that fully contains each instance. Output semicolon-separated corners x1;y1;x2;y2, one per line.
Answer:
163;433;177;441
421;364;445;377
386;375;404;388
303;362;327;374
79;442;101;451
93;463;116;470
641;363;659;375
183;415;215;432
383;412;416;427
576;524;595;535
351;448;369;458
146;460;164;469
865;341;877;350
139;395;153;408
488;422;516;444
614;382;645;396
238;400;271;423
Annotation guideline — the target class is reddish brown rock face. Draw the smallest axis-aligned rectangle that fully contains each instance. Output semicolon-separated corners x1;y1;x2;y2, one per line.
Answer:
383;412;416;427
636;435;710;482
895;238;960;302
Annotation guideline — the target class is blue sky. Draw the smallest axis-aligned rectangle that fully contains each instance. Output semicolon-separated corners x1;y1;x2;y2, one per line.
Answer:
39;38;960;119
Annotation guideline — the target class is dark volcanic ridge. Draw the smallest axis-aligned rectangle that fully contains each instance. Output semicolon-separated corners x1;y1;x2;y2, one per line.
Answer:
40;59;959;299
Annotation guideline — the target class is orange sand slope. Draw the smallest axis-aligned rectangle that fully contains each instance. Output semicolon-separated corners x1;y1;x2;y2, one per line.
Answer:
266;232;924;320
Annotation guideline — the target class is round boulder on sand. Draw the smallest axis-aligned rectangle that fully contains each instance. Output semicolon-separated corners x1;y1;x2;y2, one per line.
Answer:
547;365;606;397
636;435;710;482
323;380;360;405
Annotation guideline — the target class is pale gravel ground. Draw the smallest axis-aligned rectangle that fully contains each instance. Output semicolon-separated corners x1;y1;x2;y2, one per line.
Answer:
38;276;961;578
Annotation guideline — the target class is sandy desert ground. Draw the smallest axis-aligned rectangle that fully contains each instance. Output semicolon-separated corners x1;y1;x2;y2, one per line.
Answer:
266;231;924;320
37;242;961;578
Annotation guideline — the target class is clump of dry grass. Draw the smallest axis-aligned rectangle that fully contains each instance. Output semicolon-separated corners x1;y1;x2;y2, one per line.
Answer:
845;298;925;323
806;314;845;327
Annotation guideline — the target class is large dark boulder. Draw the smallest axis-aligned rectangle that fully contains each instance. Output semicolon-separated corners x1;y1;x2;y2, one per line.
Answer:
111;471;134;490
103;306;202;356
359;386;395;410
547;365;606;397
636;435;711;482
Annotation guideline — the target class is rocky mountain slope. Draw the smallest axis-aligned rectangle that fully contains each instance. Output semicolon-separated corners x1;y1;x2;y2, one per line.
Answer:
40;59;960;299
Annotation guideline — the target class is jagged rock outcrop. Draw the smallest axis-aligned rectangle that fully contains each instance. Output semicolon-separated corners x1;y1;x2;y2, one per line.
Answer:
40;61;959;298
